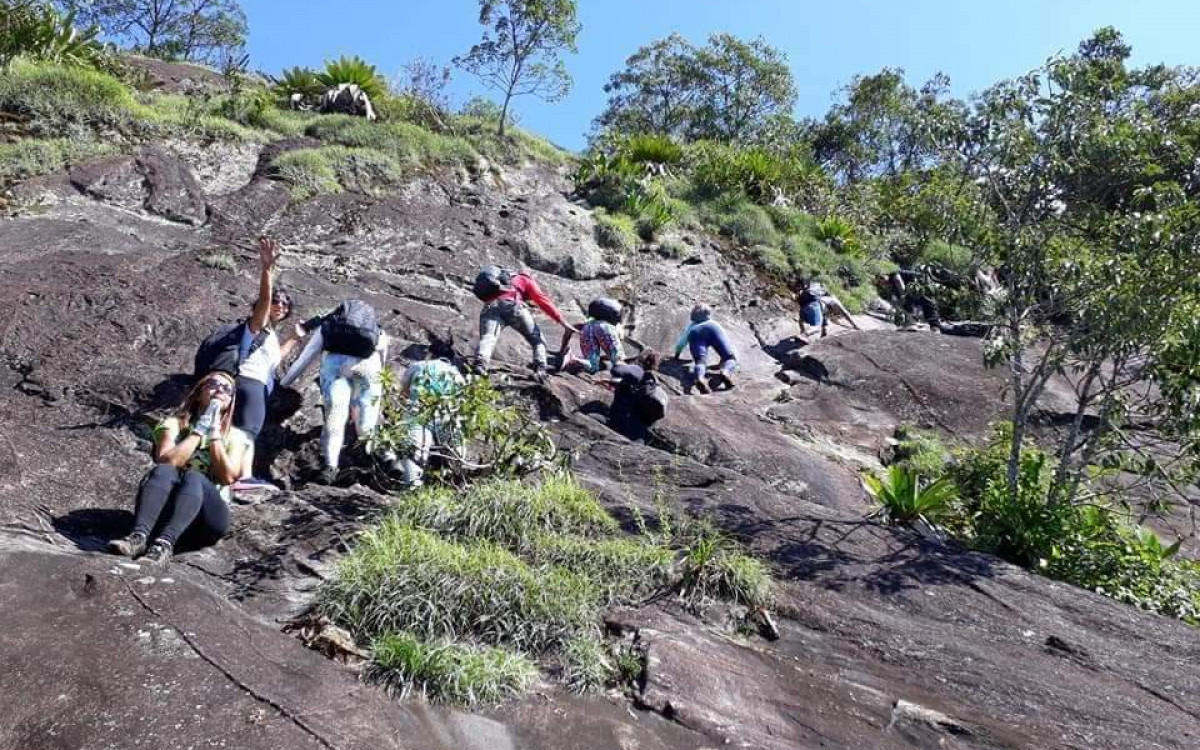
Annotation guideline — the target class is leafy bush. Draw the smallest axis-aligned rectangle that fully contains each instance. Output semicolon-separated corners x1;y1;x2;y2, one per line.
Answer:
751;244;790;278
317;55;387;101
696;192;779;247
919;240;976;276
0;2;105;69
689;141;818;204
370;632;536;705
593;208;639;252
863;465;958;525
620;133;684;166
271;65;323;101
372;373;556;483
813;215;861;256
0;137;114;187
766;204;817;235
890;427;950;477
941;426;1200;622
213;88;278;129
561;636;611;694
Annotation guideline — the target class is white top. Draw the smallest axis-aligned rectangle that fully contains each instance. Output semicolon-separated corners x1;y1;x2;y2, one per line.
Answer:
237;326;281;385
279;328;390;388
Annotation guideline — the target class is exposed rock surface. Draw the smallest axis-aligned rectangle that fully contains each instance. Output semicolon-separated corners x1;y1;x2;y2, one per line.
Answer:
1;144;1198;750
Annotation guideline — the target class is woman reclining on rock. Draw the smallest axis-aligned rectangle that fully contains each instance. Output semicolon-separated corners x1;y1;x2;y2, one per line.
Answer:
108;372;249;566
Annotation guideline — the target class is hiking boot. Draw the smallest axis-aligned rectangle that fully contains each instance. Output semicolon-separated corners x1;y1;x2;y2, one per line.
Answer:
531;364;548;383
320;466;340;486
715;371;736;391
108;531;147;558
142;540;173;566
692;378;710;395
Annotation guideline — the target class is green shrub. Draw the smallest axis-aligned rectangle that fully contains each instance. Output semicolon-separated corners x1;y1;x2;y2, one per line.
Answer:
0;2;105;69
863;464;959;525
678;529;773;609
813;215;861;256
751;244;790;278
697;193;779;247
271;65;323;100
370;631;536;706
766;204;816;235
620;133;684;166
593;208;639;251
919;240;976;275
689;141;817;204
317;55;387;101
890;427;950;477
0;137;115;187
452;114;569;166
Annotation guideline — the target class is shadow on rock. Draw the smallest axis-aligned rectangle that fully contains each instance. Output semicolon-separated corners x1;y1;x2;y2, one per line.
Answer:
53;508;132;552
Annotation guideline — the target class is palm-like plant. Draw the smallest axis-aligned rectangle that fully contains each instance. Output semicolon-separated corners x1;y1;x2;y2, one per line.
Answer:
272;65;324;100
0;2;105;69
814;215;861;256
863;465;958;525
317;55;387;101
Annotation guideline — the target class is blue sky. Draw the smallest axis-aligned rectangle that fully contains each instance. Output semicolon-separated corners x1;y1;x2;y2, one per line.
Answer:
241;0;1200;151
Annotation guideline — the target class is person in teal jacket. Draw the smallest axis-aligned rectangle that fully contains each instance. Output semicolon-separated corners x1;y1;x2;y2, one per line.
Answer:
672;305;738;394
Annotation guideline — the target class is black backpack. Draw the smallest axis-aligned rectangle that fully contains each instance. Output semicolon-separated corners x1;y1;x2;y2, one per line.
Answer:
472;265;514;301
194;321;262;381
587;297;622;325
633;373;669;424
322;300;380;358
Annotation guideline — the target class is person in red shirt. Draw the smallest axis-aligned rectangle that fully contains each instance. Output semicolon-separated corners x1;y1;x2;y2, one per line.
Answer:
474;269;577;378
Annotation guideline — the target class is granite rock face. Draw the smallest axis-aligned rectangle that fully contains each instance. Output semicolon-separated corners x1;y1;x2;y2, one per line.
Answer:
1;145;1198;750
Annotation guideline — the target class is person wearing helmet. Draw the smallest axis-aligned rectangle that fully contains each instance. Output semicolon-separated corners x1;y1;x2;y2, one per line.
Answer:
672;305;739;394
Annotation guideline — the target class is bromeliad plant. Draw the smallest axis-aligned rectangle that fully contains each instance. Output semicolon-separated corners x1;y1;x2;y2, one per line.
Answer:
0;1;105;69
863;464;959;526
317;55;388;101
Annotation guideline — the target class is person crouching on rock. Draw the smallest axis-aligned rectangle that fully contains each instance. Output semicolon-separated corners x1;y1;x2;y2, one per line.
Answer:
278;300;389;485
108;372;248;565
672;305;739;394
562;297;625;374
794;271;859;338
471;264;577;381
608;349;668;444
395;333;466;488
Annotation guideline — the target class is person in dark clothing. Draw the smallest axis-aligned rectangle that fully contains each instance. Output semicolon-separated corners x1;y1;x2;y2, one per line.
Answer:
108;372;249;566
887;268;943;330
608;349;665;443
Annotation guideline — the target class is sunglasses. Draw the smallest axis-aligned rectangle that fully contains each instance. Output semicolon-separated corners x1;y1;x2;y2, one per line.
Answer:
271;296;291;307
205;379;234;396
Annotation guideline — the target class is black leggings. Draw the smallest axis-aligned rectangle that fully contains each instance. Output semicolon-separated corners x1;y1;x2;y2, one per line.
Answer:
132;465;230;547
233;375;268;439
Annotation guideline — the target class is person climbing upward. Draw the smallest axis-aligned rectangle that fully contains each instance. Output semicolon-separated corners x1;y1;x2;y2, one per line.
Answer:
108;371;249;566
395;332;467;488
229;237;304;483
607;348;668;444
562;297;625;374
279;299;389;485
672;305;739;394
794;272;860;338
471;264;577;380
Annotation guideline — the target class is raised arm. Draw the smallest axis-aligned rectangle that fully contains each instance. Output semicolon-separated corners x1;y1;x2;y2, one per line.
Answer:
246;237;279;335
519;276;573;330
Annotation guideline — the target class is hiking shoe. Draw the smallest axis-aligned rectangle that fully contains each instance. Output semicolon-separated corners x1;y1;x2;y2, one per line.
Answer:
108;531;148;558
692;378;710;395
320;466;340;486
142;540;173;566
715;372;736;391
531;365;548;383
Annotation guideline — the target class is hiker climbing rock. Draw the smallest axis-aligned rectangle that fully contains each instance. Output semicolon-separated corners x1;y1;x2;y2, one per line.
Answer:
561;297;625;374
607;348;668;444
108;372;248;566
794;272;859;338
279;299;389;485
882;268;944;331
472;264;577;380
395;333;466;488
673;305;739;394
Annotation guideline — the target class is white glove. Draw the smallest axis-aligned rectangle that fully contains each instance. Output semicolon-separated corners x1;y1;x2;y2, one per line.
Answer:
194;401;221;437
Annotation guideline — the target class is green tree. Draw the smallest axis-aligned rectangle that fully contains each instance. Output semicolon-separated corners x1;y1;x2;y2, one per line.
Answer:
453;0;580;136
593;33;796;143
941;28;1200;510
58;0;246;66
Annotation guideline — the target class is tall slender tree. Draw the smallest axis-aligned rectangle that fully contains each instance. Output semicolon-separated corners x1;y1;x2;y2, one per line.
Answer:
453;0;580;136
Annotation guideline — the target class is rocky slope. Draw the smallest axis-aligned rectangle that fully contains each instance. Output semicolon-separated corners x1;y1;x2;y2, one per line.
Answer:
1;133;1199;750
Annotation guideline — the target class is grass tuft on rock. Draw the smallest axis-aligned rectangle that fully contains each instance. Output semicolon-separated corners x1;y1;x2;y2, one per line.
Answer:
319;472;775;705
270;145;406;199
0;137;116;186
370;632;536;705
